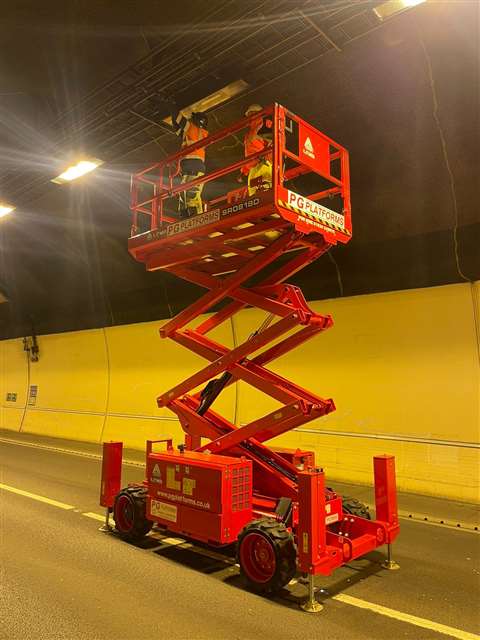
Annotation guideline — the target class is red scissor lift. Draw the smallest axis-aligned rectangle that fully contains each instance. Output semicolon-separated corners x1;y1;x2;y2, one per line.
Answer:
100;104;399;610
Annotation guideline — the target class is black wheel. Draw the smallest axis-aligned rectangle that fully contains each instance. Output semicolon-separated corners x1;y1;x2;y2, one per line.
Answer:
237;518;296;594
113;487;152;542
342;496;371;520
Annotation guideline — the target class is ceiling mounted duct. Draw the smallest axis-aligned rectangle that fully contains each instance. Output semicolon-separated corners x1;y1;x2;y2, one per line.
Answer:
163;80;249;124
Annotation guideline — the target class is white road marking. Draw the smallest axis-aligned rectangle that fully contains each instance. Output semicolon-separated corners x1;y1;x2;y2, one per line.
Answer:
161;536;189;546
0;436;143;468
0;436;101;459
153;535;233;562
0;483;74;510
333;593;480;640
149;532;233;561
82;511;106;522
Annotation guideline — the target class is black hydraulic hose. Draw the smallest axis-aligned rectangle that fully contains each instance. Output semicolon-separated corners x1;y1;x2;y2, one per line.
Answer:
196;378;297;483
197;371;233;416
240;441;297;483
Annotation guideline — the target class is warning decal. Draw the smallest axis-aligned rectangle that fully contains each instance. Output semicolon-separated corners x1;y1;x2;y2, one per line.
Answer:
151;463;162;484
303;136;315;159
326;513;339;525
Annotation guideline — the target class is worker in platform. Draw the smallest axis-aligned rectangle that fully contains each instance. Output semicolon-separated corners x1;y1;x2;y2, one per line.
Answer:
241;104;273;196
170;101;209;217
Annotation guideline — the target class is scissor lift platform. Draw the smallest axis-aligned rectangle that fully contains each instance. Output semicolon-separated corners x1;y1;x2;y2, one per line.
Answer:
129;104;351;273
103;104;399;605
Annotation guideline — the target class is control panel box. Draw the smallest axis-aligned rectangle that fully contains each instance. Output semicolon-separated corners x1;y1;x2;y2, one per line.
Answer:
146;449;252;544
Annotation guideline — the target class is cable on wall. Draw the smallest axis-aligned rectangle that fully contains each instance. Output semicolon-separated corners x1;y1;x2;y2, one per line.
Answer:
98;327;111;443
416;21;470;283
328;252;344;296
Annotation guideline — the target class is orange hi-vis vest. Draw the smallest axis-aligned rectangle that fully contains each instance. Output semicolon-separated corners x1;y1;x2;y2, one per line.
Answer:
182;121;208;161
242;116;272;175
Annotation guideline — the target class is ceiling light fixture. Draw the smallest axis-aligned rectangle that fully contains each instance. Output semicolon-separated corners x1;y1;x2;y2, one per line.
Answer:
0;203;15;217
373;0;426;21
163;79;249;125
51;158;104;184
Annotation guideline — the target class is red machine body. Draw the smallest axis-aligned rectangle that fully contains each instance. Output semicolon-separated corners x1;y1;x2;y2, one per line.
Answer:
146;441;252;544
101;104;399;594
99;441;122;508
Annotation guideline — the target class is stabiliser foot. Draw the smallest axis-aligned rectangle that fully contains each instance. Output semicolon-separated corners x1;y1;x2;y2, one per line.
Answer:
300;574;324;613
382;543;400;570
382;560;400;571
99;507;113;533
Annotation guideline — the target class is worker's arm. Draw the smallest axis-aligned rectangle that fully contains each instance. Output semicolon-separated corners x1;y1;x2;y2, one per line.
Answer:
153;94;187;136
170;103;190;138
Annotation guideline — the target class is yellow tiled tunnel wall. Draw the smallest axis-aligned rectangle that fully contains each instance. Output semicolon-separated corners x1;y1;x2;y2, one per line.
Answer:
1;281;479;503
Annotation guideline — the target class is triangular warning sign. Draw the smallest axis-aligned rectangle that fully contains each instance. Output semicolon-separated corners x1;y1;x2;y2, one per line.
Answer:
152;464;161;477
303;136;315;159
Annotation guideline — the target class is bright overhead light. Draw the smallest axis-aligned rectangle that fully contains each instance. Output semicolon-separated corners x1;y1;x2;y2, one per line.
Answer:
163;79;249;124
0;203;15;217
51;158;104;184
373;0;426;21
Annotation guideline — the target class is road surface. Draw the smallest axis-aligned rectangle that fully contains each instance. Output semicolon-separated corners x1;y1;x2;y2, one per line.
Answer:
1;436;479;640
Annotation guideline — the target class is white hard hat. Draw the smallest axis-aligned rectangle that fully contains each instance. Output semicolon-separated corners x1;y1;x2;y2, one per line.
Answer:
245;104;263;117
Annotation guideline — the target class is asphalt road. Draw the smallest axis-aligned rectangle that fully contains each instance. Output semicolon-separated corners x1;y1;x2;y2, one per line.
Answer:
1;438;479;640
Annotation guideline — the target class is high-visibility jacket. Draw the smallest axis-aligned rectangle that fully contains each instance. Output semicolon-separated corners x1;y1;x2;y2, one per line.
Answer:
181;120;208;161
173;109;208;161
242;116;272;175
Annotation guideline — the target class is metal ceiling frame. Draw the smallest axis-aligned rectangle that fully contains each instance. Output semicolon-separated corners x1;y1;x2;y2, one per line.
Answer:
1;1;386;208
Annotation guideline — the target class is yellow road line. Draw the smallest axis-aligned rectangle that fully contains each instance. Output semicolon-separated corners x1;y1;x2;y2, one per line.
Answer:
0;483;74;510
82;512;106;522
333;593;480;640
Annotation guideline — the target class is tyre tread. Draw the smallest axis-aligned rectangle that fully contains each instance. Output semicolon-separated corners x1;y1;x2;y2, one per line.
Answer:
237;518;296;594
342;496;371;520
114;486;153;542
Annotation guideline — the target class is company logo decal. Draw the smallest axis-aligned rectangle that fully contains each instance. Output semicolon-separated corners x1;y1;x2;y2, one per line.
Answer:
150;499;177;523
166;210;220;236
278;190;350;235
